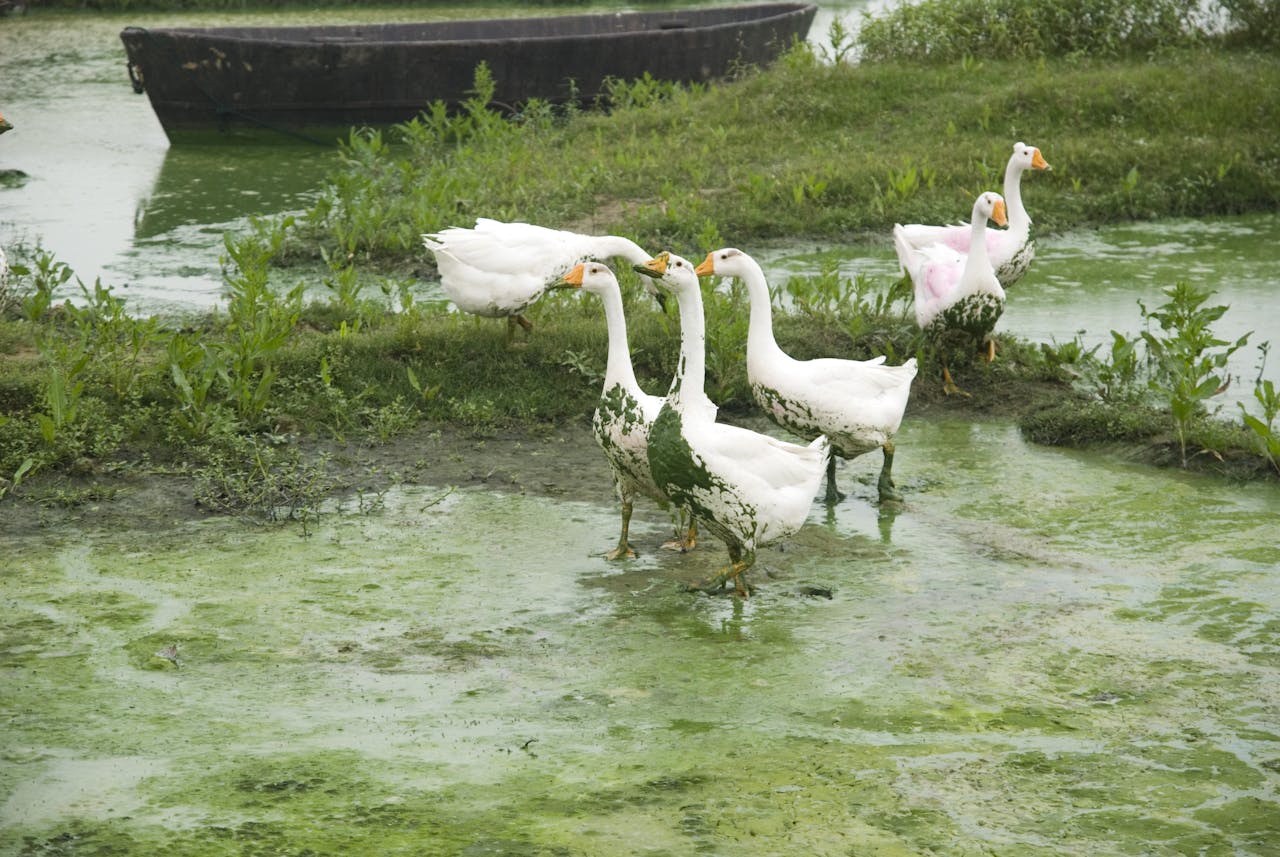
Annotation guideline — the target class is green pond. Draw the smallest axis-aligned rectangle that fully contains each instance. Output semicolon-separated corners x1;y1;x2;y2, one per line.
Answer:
3;7;1280;852
3;417;1279;855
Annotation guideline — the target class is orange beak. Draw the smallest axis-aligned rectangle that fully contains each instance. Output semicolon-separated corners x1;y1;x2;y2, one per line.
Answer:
1032;148;1051;171
991;199;1008;227
694;252;716;277
561;263;585;287
634;252;670;279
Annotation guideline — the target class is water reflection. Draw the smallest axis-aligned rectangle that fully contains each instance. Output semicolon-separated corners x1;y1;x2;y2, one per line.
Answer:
133;145;333;239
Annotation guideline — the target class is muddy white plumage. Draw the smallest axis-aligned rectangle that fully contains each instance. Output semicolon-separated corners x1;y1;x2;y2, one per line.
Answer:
895;191;1008;395
637;252;829;596
557;260;696;559
695;247;917;504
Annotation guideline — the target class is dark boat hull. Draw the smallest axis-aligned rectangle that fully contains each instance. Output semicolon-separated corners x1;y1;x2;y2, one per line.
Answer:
120;3;816;144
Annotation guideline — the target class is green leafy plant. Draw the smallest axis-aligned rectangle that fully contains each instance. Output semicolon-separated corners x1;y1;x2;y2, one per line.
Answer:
880;160;936;204
219;219;303;423
1239;344;1280;475
34;337;89;451
66;277;161;401
0;457;36;501
22;251;73;322
1139;282;1250;466
559;349;604;386
818;16;857;64
167;332;231;442
194;436;335;529
1121;166;1141;197
1076;330;1143;402
1240;379;1280;475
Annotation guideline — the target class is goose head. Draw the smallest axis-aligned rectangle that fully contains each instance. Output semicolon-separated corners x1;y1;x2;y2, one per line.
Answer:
693;247;749;279
1013;141;1051;172
556;260;618;295
975;191;1009;228
634;251;701;296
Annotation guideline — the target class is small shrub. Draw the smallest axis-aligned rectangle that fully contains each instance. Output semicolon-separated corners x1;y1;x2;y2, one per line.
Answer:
1139;282;1249;466
194;436;335;525
1239;346;1280;475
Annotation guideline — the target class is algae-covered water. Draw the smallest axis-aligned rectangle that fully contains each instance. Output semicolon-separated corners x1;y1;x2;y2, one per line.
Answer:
3;417;1278;855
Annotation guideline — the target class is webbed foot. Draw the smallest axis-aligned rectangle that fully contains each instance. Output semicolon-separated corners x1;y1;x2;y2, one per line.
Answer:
941;366;970;397
686;559;753;597
606;543;636;561
876;443;904;505
661;521;697;553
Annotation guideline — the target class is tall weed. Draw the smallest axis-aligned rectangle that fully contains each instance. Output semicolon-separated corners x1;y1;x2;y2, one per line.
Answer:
219;221;303;424
21;251;73;322
65;277;161;401
1239;344;1280;474
1138;282;1249;465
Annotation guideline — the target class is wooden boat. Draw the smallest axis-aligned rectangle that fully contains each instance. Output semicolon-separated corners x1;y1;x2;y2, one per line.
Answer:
120;3;816;144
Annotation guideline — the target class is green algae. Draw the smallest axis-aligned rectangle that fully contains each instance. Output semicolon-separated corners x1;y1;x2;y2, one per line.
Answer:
3;419;1280;855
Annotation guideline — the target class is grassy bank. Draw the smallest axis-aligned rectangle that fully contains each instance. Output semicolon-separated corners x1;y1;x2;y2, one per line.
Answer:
302;46;1280;262
2;1;1279;517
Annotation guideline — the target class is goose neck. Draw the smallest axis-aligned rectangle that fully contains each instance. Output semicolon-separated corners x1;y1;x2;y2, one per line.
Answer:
598;236;649;265
738;257;782;358
1003;159;1029;229
669;282;707;410
598;286;640;393
964;208;994;278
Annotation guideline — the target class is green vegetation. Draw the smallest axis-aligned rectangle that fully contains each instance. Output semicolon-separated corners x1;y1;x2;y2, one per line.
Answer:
3;0;1280;513
299;13;1280;264
1021;284;1272;476
857;0;1279;59
1240;367;1280;475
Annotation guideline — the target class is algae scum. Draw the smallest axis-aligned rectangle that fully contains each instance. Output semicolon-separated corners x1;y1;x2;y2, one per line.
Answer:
2;418;1278;855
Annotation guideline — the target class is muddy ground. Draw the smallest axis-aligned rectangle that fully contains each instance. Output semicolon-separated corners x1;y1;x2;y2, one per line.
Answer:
1;376;1272;541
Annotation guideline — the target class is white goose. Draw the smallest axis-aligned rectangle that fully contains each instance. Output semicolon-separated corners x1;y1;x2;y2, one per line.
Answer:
895;191;1008;395
558;260;697;559
636;252;829;597
422;218;654;339
896;142;1051;288
695;247;917;505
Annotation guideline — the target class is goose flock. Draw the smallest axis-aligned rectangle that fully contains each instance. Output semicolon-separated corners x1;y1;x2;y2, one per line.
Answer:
423;141;1050;596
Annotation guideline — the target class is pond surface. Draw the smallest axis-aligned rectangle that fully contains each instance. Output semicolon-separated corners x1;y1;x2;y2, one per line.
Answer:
2;416;1278;854
4;16;1280;847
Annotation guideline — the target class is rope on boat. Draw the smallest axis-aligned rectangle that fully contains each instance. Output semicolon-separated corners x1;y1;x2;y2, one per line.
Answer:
123;26;331;146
